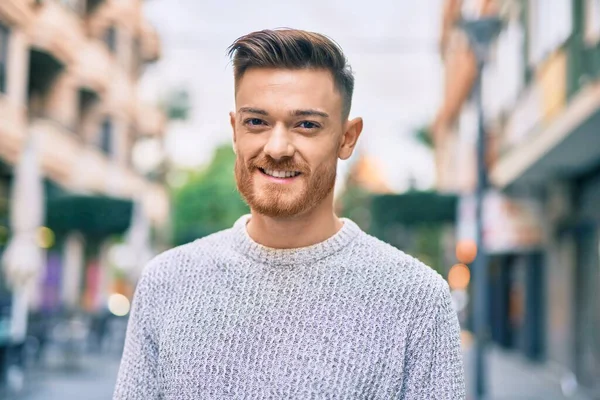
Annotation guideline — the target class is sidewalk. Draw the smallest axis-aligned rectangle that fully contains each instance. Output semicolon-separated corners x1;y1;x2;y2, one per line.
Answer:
463;338;591;399
3;321;126;400
13;352;121;400
3;329;593;399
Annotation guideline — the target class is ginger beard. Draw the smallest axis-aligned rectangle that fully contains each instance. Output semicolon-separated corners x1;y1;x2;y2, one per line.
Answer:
235;153;337;218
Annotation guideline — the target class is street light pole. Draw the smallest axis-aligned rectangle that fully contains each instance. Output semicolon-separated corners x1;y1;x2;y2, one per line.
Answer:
459;16;502;399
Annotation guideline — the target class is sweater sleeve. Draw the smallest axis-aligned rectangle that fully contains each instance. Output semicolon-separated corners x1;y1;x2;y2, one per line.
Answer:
401;281;466;399
113;269;160;399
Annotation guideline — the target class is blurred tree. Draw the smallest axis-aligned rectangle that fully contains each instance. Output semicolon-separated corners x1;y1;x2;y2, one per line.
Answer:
336;184;373;232
368;190;457;276
171;145;248;245
412;223;444;275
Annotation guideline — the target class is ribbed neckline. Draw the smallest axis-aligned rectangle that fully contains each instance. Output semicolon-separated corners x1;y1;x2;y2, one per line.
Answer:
230;214;362;266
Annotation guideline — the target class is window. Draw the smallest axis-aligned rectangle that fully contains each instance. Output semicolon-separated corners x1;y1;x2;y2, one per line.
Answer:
99;118;112;156
528;0;572;65
77;89;98;135
0;23;9;94
104;26;117;54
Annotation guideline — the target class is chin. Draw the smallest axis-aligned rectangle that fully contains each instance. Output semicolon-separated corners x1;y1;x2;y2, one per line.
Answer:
250;197;309;219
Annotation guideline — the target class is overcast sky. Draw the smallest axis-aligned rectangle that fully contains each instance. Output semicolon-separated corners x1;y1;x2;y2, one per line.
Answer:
139;0;444;192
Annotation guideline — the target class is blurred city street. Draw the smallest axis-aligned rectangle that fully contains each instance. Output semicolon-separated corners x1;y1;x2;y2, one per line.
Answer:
8;337;592;400
16;354;120;400
1;0;600;398
462;340;590;400
2;316;127;400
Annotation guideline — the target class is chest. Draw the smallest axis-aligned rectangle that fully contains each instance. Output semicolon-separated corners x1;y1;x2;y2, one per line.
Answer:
155;278;408;398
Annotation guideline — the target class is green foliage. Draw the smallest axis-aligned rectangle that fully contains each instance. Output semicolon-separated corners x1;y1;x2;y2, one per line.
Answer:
338;189;455;275
337;184;373;232
413;224;444;275
171;145;249;245
368;191;456;275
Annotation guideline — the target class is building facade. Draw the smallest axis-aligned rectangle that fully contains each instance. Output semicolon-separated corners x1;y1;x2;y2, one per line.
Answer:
433;0;600;395
0;0;168;388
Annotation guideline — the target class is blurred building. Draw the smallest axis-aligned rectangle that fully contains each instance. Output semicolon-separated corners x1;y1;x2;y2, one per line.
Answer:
337;153;457;277
345;153;394;195
433;0;600;394
0;0;168;384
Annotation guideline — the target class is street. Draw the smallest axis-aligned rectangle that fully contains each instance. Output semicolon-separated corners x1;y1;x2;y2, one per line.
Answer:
16;353;120;400
462;335;591;400
4;317;127;400
8;337;592;400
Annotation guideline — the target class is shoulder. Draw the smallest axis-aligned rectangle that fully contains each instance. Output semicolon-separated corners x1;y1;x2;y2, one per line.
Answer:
352;232;450;306
138;227;234;285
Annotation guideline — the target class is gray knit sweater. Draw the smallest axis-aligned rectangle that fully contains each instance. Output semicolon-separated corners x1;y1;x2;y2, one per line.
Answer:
114;216;465;399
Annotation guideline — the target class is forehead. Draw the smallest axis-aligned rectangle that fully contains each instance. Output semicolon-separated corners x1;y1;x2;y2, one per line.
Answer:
235;68;342;116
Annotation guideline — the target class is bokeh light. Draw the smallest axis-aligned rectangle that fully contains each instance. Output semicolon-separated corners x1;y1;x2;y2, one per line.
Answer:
455;239;478;264
36;226;55;249
108;293;131;317
448;263;471;291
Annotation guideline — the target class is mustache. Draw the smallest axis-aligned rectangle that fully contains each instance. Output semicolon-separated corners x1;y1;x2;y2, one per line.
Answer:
249;155;310;173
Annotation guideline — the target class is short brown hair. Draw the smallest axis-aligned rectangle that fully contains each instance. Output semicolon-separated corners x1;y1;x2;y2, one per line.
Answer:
227;29;354;119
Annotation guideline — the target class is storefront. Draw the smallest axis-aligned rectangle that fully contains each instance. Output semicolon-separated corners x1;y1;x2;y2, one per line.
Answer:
541;168;600;396
572;169;600;390
0;179;134;390
44;185;134;313
456;190;547;361
488;252;545;359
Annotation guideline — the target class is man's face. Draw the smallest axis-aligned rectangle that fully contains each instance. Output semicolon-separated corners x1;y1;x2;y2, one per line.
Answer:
231;68;361;218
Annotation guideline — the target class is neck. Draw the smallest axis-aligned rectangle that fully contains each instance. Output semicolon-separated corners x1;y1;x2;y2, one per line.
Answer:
246;194;343;249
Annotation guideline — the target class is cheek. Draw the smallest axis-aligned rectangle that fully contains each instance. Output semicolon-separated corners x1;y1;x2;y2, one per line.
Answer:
296;133;338;156
237;135;265;157
300;143;339;168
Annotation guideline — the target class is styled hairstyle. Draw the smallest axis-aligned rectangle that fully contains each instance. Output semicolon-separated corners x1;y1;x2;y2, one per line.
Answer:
227;29;354;119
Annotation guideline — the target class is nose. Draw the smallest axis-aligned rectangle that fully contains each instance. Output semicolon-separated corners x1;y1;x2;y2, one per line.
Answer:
263;124;295;161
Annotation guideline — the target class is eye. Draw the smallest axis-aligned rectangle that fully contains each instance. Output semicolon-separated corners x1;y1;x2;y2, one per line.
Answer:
297;121;320;130
244;118;266;127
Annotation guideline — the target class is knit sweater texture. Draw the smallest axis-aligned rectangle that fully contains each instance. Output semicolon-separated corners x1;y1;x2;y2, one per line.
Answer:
114;216;465;399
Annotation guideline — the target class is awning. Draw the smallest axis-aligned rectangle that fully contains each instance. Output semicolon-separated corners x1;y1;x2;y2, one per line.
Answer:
45;182;133;238
370;191;458;227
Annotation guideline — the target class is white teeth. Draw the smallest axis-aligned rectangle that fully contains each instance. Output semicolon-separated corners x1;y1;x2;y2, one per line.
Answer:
263;169;299;178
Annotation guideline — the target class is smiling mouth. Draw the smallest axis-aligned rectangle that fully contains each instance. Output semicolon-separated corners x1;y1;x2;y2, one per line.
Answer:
258;168;302;179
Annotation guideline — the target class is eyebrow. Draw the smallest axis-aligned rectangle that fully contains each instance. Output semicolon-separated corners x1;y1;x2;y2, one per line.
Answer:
238;107;268;116
237;107;329;119
291;109;329;118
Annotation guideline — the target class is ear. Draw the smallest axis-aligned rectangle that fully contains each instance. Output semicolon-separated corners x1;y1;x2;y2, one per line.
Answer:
338;117;363;160
230;111;237;153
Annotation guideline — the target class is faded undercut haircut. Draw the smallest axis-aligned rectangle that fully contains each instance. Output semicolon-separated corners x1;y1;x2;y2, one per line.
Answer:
227;29;355;120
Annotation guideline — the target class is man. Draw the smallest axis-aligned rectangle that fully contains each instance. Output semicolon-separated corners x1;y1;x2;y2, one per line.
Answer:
114;29;465;399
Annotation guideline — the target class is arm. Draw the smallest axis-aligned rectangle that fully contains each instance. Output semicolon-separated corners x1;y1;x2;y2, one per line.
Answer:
401;281;466;399
113;270;160;399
